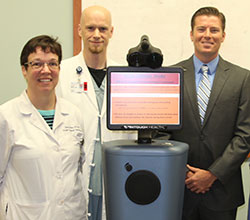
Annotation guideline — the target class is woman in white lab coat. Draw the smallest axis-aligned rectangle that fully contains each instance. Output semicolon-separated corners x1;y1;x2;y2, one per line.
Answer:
0;35;87;220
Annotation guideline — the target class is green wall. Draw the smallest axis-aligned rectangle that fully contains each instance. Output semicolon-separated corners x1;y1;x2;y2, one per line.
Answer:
0;1;73;104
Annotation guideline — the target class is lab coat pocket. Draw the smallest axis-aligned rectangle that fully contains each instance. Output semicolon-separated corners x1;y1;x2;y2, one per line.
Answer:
11;153;51;203
61;128;84;164
9;200;49;220
74;131;85;173
67;190;87;219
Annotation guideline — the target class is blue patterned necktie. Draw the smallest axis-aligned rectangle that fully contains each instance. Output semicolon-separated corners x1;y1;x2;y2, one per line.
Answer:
197;65;211;124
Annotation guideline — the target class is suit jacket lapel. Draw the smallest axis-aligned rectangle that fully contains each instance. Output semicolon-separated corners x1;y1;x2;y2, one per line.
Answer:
203;57;229;126
182;57;202;128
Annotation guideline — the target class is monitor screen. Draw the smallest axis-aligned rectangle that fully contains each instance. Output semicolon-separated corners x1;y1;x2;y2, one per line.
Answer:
107;66;183;131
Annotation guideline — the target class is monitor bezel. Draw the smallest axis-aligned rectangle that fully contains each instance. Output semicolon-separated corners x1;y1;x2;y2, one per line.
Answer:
107;66;184;131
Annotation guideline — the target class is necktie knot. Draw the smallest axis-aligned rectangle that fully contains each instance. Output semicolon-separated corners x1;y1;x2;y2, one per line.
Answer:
201;65;209;75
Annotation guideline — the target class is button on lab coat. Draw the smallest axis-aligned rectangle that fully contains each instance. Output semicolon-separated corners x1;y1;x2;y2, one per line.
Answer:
0;91;87;220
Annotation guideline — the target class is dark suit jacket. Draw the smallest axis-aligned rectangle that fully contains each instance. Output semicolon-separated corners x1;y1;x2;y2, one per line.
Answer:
171;56;250;212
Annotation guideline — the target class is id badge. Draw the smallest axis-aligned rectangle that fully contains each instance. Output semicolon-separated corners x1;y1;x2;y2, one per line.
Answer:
71;82;87;93
71;82;83;93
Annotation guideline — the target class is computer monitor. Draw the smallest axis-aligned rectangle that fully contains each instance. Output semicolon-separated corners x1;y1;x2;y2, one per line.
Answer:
107;66;183;133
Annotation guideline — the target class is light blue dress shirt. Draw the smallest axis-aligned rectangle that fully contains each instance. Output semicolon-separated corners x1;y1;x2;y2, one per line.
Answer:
193;55;219;92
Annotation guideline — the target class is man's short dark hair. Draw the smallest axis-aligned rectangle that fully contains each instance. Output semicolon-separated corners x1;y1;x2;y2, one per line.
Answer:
20;35;62;68
191;7;226;32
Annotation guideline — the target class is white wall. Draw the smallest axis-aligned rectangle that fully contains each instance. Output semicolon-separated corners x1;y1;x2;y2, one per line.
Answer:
82;1;250;219
83;0;250;70
0;1;73;104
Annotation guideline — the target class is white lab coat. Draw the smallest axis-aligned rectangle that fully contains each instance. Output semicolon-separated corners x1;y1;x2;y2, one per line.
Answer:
56;53;137;219
0;91;87;220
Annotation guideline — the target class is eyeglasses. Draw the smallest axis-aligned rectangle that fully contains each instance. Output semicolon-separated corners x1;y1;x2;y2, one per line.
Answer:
24;61;59;70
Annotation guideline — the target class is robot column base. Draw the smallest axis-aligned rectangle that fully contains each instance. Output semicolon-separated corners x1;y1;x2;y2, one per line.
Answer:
102;139;189;220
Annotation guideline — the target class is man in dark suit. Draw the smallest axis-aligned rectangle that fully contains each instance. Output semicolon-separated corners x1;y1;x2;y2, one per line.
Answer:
171;6;250;220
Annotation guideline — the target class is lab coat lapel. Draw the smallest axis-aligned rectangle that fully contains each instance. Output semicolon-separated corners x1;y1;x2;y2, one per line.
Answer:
29;111;53;135
101;82;107;118
82;63;99;111
53;98;65;131
19;91;59;143
19;100;52;137
100;59;118;118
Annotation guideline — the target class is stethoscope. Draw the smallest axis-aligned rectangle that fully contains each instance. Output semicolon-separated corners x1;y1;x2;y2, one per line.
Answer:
76;66;87;92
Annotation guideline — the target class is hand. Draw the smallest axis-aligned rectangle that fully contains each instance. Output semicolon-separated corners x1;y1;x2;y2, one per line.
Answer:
185;164;217;194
